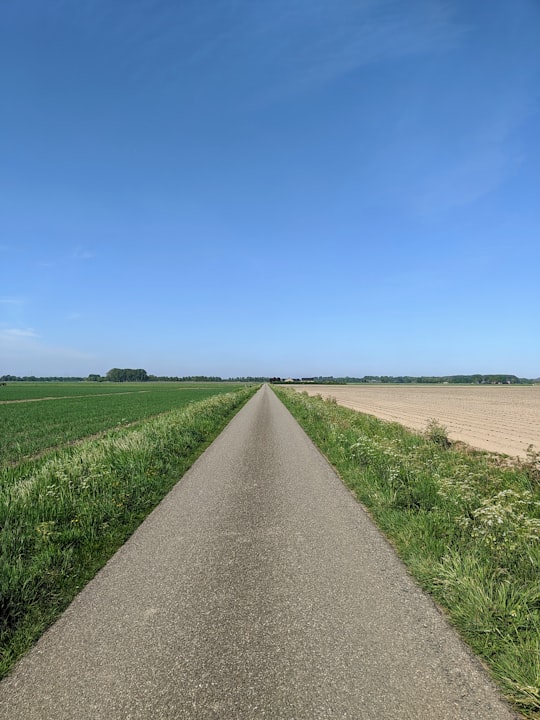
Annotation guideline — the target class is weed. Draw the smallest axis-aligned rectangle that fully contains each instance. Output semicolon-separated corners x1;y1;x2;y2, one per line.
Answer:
525;445;540;484
425;418;451;448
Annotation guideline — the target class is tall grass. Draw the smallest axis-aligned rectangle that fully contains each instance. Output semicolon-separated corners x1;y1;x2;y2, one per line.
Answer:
274;387;540;718
0;386;257;678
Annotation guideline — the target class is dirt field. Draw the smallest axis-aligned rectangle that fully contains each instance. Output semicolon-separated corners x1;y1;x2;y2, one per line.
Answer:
290;384;540;459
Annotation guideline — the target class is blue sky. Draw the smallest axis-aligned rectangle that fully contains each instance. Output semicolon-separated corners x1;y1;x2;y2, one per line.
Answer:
1;1;539;378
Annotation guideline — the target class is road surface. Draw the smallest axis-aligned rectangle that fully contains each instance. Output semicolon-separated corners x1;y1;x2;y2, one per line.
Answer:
0;385;518;719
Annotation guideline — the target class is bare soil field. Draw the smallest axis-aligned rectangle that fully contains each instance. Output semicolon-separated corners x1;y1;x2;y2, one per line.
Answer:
290;384;540;459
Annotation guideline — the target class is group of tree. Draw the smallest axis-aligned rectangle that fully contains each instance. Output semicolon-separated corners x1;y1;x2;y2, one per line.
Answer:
104;368;149;382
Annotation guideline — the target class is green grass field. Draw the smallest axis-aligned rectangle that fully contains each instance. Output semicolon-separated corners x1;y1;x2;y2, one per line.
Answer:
0;382;244;467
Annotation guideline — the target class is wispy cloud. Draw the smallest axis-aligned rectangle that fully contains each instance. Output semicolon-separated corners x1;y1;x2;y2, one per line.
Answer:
50;0;467;103
2;327;40;338
0;326;95;375
73;248;94;260
250;0;467;99
413;73;538;213
412;144;509;215
0;296;26;306
34;248;93;268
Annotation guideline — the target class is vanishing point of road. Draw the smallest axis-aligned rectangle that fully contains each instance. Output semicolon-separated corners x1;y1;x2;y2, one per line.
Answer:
0;385;518;719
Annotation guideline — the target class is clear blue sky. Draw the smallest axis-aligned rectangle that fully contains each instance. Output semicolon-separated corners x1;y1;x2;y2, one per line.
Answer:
1;1;539;378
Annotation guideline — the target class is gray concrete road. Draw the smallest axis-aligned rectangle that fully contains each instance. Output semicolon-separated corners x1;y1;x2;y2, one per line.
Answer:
0;385;518;719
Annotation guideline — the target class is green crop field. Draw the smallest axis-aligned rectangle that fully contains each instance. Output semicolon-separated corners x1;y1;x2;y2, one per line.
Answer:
0;382;154;401
0;382;244;467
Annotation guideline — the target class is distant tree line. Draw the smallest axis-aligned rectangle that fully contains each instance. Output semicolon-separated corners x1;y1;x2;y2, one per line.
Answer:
226;377;270;383
301;374;532;385
1;372;537;385
87;371;227;382
148;375;224;382
105;368;149;382
0;375;86;382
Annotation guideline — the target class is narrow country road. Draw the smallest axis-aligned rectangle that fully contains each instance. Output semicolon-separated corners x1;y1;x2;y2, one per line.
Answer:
0;385;518;719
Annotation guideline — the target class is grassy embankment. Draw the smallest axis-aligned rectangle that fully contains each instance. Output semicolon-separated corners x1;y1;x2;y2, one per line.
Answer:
0;384;258;678
274;386;540;719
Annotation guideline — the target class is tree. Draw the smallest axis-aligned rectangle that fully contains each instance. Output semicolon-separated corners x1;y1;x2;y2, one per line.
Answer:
105;368;148;382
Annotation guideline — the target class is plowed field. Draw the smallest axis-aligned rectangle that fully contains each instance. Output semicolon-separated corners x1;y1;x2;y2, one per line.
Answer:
290;384;540;458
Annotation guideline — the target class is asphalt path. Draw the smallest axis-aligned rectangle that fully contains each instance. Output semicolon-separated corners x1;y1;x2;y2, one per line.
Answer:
0;385;518;719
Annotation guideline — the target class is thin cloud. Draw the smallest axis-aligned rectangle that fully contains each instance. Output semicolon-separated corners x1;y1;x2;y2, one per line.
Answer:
49;0;467;103
240;0;469;104
413;141;522;215
0;328;96;376
2;327;40;338
73;248;94;260
414;77;538;213
0;296;26;306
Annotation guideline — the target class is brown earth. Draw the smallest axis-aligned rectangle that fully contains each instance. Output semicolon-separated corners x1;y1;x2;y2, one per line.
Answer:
290;384;540;459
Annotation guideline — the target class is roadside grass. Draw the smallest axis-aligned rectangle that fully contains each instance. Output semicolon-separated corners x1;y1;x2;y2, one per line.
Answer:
274;387;540;719
0;383;245;467
0;385;258;679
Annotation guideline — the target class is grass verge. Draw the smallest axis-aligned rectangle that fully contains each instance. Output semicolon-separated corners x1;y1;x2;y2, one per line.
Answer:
0;385;258;678
274;387;540;719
